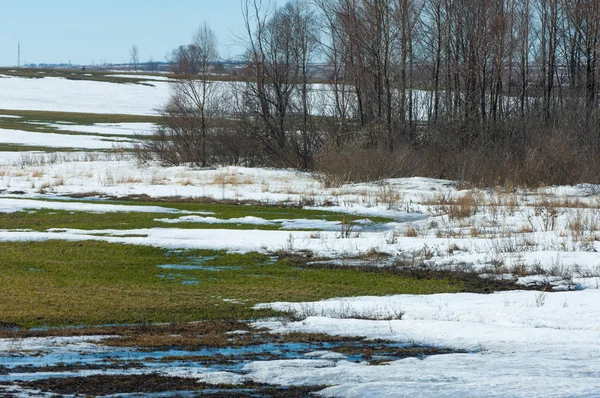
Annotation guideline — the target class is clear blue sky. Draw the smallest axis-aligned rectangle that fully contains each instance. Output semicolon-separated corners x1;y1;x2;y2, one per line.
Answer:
0;0;282;66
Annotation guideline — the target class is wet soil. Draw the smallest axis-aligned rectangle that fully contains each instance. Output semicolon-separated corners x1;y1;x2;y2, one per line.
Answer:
1;320;467;396
21;375;325;397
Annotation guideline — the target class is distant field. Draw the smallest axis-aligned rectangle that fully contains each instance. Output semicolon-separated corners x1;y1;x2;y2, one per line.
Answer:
0;73;170;115
0;67;164;85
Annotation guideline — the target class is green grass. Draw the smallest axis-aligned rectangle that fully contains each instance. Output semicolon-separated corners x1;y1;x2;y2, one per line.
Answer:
0;143;79;153
2;209;288;231
1;197;393;231
0;241;462;328
95;198;394;223
0;110;161;146
0;110;240;149
0;110;162;125
0;109;160;152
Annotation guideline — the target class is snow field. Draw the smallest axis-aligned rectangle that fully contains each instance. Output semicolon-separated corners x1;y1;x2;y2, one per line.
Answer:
0;75;169;115
1;156;600;282
1;74;600;396
240;290;600;397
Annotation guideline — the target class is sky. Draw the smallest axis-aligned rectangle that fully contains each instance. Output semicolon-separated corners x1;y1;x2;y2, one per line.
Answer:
0;0;282;66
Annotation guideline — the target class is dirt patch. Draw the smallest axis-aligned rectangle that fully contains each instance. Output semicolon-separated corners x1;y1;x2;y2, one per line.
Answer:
21;375;325;396
333;340;465;365
0;321;369;351
1;361;144;374
0;320;253;344
300;258;539;293
66;192;280;207
3;321;467;396
0;321;20;330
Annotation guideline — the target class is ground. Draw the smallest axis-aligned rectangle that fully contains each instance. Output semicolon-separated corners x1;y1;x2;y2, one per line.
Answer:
0;71;599;397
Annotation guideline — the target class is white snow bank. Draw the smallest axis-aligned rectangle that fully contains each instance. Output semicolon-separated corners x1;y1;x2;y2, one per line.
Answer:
0;76;169;115
51;122;157;136
106;74;174;81
236;290;600;397
155;215;388;231
0;198;190;214
0;228;390;257
0;128;136;149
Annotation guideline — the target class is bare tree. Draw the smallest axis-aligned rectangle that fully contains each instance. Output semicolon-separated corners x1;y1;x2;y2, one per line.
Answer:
145;23;222;167
239;0;320;169
137;0;600;185
130;45;140;72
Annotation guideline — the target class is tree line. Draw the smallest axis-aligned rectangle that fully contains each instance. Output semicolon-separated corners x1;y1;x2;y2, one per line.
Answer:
142;0;600;186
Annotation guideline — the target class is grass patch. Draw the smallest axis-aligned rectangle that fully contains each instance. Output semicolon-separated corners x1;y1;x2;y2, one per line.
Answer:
0;208;294;231
0;109;161;125
0;241;462;328
0;143;78;152
0;110;160;146
0;68;157;85
0;198;394;232
93;197;394;223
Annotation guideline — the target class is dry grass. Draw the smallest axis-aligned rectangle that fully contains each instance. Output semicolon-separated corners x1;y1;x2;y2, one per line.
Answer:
377;183;402;209
428;193;478;220
567;209;600;241
404;225;418;237
211;172;253;186
38;181;51;190
117;176;143;184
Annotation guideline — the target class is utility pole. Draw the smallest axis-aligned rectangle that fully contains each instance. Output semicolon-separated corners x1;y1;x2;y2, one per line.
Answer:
17;42;20;67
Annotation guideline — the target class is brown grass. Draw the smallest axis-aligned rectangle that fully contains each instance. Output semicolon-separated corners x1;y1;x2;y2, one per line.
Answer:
211;173;253;186
117;176;143;184
428;193;478;220
405;225;418;237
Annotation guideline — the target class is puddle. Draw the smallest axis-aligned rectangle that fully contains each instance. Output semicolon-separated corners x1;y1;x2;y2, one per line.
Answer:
244;274;298;280
1;339;461;383
157;254;242;284
157;273;202;285
1;322;466;395
158;264;240;271
180;280;201;286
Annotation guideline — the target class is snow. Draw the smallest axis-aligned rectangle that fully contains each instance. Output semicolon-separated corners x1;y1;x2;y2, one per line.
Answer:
154;215;394;231
0;76;169;115
0;128;136;149
50;122;157;136
1;76;600;396
0;198;193;214
230;290;600;396
0;122;156;151
0;228;392;258
0;159;600;277
0;335;110;356
106;74;174;81
0;75;427;118
4;291;600;396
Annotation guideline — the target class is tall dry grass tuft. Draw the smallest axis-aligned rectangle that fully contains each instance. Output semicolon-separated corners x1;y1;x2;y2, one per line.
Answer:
428;192;478;220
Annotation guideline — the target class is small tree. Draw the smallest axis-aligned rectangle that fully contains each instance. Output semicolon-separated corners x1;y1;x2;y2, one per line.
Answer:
130;45;140;72
239;0;320;169
146;23;222;167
